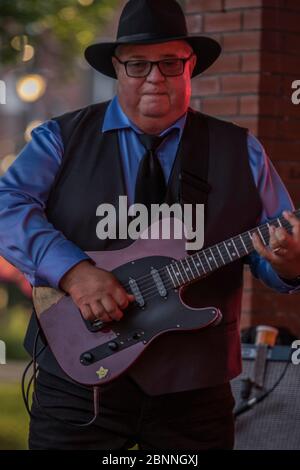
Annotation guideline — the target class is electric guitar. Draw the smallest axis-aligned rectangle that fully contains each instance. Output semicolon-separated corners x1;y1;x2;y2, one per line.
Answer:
33;210;299;386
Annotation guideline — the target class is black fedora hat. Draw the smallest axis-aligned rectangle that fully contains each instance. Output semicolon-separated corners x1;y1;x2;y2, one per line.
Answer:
84;0;221;78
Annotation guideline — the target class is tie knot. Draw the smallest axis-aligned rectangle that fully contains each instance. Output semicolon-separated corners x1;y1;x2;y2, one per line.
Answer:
138;133;167;152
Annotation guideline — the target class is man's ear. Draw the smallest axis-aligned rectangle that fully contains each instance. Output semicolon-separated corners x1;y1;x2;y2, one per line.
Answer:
111;56;119;77
189;54;197;76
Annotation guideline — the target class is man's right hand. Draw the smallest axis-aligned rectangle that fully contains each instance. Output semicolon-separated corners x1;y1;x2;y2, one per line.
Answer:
59;260;135;323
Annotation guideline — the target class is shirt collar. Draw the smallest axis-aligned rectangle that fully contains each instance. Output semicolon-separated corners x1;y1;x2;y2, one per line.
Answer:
102;95;187;140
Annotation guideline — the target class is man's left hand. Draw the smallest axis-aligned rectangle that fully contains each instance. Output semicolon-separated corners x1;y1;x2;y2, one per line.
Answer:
252;210;300;281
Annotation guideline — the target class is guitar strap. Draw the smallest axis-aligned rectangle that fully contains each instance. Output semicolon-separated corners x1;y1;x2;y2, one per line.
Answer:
165;109;211;252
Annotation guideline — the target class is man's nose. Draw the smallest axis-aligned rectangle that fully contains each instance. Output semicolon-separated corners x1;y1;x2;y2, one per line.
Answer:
146;63;166;82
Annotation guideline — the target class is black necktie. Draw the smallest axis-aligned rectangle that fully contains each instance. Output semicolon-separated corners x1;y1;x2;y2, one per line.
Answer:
134;134;167;210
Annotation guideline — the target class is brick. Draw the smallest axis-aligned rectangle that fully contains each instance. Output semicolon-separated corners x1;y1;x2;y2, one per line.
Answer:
284;0;300;12
260;95;282;116
241;52;260;72
277;119;300;140
287;185;300;207
192;76;220;95
282;55;300;74
261;31;284;52
281;11;300;33
201;96;239;115
242;51;283;74
186;14;203;33
260;75;281;94
204;11;242;33
221;74;259;93
230;116;258;134
225;0;262;8
264;140;300;161
223;31;261;51
240;95;259;115
258;117;279;138
243;8;262;30
206;53;240;74
272;162;300;185
185;0;222;13
284;33;300;54
282;96;300;119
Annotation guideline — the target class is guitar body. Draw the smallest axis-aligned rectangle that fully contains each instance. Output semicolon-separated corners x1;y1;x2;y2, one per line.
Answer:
33;218;221;386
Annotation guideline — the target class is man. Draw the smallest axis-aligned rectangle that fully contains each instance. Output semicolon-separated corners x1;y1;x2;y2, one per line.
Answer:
0;0;300;450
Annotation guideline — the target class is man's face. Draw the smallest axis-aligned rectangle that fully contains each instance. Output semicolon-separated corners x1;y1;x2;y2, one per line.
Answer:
112;40;196;130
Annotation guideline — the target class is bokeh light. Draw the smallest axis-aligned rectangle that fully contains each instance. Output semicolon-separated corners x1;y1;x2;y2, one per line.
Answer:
16;74;47;102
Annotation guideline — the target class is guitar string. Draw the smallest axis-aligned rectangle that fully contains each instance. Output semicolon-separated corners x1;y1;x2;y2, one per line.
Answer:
128;219;293;305
118;213;298;301
120;216;297;301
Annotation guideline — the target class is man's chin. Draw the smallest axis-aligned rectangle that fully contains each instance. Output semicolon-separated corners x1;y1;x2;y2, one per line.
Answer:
140;96;170;117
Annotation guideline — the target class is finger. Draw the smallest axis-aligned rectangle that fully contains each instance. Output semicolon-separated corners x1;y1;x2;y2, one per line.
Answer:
283;210;300;240
268;224;280;251
114;288;135;309
79;304;96;322
101;295;124;321
252;231;274;262
273;226;291;248
273;247;288;257
90;300;111;322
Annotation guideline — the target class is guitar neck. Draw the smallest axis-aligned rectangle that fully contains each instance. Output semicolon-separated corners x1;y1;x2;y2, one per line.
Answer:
165;208;300;289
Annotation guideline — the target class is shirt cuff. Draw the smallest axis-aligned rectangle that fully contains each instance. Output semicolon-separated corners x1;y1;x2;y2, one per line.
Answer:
270;268;300;293
34;240;93;289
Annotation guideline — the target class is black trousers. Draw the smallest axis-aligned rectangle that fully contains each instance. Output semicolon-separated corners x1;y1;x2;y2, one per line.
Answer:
29;368;235;450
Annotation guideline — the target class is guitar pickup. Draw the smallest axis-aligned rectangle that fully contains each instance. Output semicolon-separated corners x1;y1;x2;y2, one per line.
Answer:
129;278;145;307
151;268;167;298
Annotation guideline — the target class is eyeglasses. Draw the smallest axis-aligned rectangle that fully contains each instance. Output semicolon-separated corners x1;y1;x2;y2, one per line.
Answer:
113;53;194;78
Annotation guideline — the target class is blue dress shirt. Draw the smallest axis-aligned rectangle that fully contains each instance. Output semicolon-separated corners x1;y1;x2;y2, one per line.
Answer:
0;96;298;293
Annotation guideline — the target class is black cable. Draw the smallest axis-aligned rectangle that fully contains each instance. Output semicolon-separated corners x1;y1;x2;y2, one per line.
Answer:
21;344;45;417
31;327;101;428
234;357;290;418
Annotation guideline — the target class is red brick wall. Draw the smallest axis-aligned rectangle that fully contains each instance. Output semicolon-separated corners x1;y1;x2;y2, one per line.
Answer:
184;0;300;335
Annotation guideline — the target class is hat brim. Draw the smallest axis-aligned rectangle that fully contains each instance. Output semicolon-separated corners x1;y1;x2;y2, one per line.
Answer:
84;36;221;78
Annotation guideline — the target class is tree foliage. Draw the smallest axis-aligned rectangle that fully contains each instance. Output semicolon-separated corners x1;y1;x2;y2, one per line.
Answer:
0;0;118;69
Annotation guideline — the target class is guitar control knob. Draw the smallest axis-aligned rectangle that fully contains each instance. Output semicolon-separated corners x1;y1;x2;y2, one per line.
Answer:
80;352;94;364
132;332;142;340
108;341;119;351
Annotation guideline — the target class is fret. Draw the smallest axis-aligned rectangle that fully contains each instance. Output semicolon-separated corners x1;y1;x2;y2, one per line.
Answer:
166;265;177;287
164;208;300;291
202;250;213;271
239;234;248;254
223;241;233;262
216;244;226;265
230;239;239;258
196;252;206;273
208;247;219;268
175;262;186;284
210;246;222;268
170;262;183;285
185;258;196;280
191;255;201;276
180;260;190;282
257;226;266;245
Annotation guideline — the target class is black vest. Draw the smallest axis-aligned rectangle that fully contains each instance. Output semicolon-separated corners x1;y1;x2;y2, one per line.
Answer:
24;101;262;394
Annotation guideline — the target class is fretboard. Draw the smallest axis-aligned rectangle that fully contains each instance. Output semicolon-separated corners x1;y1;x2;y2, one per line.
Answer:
165;208;300;288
